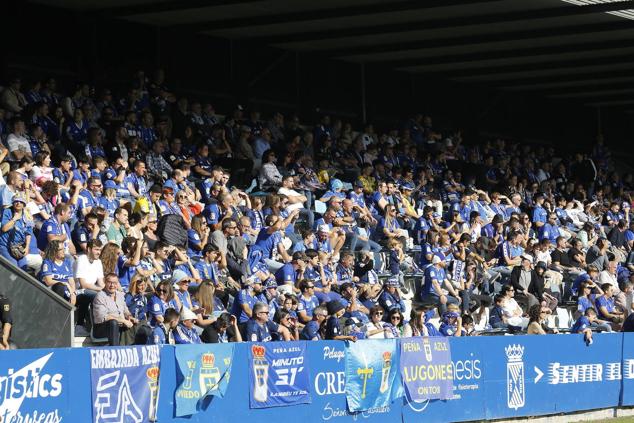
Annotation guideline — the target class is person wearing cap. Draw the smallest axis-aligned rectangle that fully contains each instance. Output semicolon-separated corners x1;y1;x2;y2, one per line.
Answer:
173;270;198;311
245;301;290;342
421;254;461;316
0;191;38;269
324;300;356;341
230;274;266;330
158;187;180;216
439;304;464;337
379;276;405;314
173;307;202;344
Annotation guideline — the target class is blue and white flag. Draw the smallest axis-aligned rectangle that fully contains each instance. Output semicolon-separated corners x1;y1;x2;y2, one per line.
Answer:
90;345;161;423
345;339;403;412
174;343;234;417
400;337;454;401
249;341;312;408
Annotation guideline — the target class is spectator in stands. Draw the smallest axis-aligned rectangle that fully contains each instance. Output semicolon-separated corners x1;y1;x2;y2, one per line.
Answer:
571;308;598;345
0;192;41;271
201;312;242;343
39;240;76;305
596;282;625;329
245;301;290;342
92;273;139;346
421;255;460;315
0;292;13;349
300;305;327;340
74;239;105;332
324;300;356;341
174;307;202;344
148;308;179;345
403;306;440;337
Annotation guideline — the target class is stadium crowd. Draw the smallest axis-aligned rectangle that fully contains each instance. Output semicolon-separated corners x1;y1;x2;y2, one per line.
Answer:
0;70;634;349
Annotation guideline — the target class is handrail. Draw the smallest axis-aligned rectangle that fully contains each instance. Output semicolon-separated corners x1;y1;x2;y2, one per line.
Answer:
0;254;74;311
0;254;74;348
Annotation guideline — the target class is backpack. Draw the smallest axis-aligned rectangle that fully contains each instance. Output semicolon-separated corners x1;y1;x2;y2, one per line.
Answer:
156;214;188;248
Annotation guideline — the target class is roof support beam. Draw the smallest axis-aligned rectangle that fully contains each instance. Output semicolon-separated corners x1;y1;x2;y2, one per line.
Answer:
171;0;500;32
253;0;634;45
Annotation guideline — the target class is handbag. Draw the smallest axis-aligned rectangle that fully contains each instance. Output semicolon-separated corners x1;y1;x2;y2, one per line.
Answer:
9;242;26;260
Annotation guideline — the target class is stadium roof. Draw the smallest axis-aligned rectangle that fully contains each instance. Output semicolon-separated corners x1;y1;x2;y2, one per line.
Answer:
29;0;634;109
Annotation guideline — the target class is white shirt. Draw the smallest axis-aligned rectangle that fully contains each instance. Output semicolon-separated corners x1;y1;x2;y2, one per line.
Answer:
599;270;620;293
278;187;304;212
6;133;31;157
74;254;104;289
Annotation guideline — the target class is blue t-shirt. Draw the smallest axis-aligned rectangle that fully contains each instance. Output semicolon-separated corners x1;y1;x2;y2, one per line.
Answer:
39;257;73;284
125;293;148;321
571;316;591;334
532;206;547;224
174;324;202;344
275;263;296;285
37;217;71;252
300;320;321;340
245;319;279;342
297;295;320;319
252;230;282;260
0;208;34;250
422;265;445;297
595;295;615;317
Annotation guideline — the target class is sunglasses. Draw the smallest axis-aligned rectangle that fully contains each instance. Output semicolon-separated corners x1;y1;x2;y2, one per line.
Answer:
156;289;167;293
374;312;384;316
391;316;402;321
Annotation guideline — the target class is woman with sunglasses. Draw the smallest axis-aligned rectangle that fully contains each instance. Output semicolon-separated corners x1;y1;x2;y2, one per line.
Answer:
187;214;209;259
148;280;181;328
387;309;404;337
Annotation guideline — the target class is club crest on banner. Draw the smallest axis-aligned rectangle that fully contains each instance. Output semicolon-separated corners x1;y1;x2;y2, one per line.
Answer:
251;345;269;403
505;344;525;410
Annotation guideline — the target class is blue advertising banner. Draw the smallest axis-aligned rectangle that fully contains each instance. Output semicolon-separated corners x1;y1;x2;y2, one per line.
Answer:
249;341;311;408
2;335;634;423
400;337;453;401
174;343;234;417
0;349;70;423
345;339;403;412
482;334;622;420
90;345;161;423
401;336;487;423
621;333;634;406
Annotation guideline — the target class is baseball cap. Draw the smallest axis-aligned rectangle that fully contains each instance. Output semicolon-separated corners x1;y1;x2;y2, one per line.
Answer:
171;269;190;285
12;192;26;204
318;224;331;233
180;307;197;321
104;180;117;190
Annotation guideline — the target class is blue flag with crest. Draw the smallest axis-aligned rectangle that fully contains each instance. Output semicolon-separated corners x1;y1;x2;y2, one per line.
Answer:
345;339;403;412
